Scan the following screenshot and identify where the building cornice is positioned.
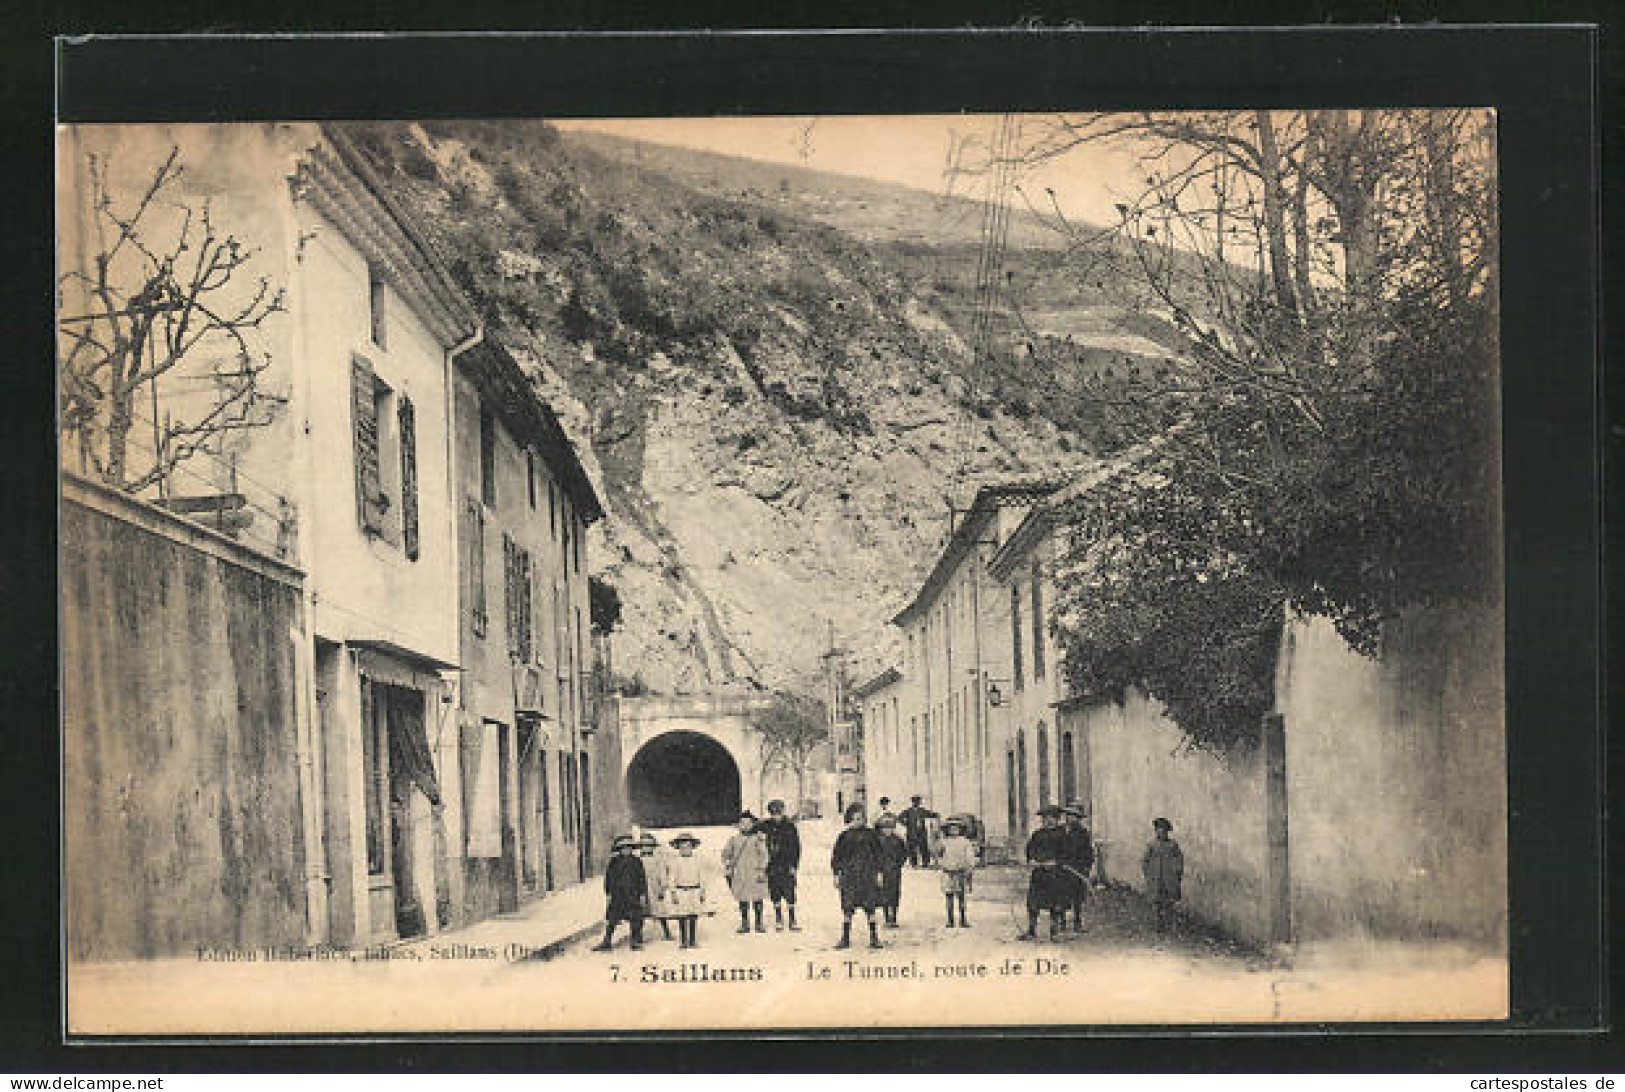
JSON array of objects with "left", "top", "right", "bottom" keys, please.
[
  {"left": 458, "top": 340, "right": 604, "bottom": 524},
  {"left": 890, "top": 480, "right": 1061, "bottom": 629},
  {"left": 851, "top": 666, "right": 903, "bottom": 701},
  {"left": 292, "top": 130, "right": 479, "bottom": 350}
]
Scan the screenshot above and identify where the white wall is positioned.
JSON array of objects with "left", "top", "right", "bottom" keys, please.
[
  {"left": 1275, "top": 608, "right": 1506, "bottom": 946},
  {"left": 1085, "top": 690, "right": 1272, "bottom": 943}
]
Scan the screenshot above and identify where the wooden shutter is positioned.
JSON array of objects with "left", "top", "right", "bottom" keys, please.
[
  {"left": 351, "top": 358, "right": 380, "bottom": 532},
  {"left": 1011, "top": 583, "right": 1024, "bottom": 690},
  {"left": 1031, "top": 562, "right": 1045, "bottom": 678},
  {"left": 469, "top": 500, "right": 487, "bottom": 636},
  {"left": 503, "top": 533, "right": 517, "bottom": 656},
  {"left": 399, "top": 395, "right": 419, "bottom": 560}
]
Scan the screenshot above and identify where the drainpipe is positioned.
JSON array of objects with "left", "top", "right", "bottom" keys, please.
[
  {"left": 283, "top": 173, "right": 330, "bottom": 945},
  {"left": 442, "top": 323, "right": 481, "bottom": 915}
]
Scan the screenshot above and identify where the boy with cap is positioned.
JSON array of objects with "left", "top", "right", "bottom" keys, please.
[
  {"left": 1142, "top": 817, "right": 1184, "bottom": 934},
  {"left": 830, "top": 803, "right": 886, "bottom": 949},
  {"left": 1019, "top": 804, "right": 1071, "bottom": 941},
  {"left": 723, "top": 811, "right": 770, "bottom": 934},
  {"left": 1059, "top": 804, "right": 1096, "bottom": 933},
  {"left": 593, "top": 835, "right": 648, "bottom": 952},
  {"left": 874, "top": 813, "right": 909, "bottom": 928},
  {"left": 938, "top": 816, "right": 978, "bottom": 928},
  {"left": 759, "top": 798, "right": 803, "bottom": 931},
  {"left": 666, "top": 832, "right": 707, "bottom": 949}
]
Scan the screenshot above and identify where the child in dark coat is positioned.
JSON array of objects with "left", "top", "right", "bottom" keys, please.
[
  {"left": 593, "top": 834, "right": 649, "bottom": 951},
  {"left": 1141, "top": 817, "right": 1185, "bottom": 934},
  {"left": 874, "top": 814, "right": 909, "bottom": 927}
]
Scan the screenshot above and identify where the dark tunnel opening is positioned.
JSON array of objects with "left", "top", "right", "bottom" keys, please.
[{"left": 626, "top": 731, "right": 742, "bottom": 828}]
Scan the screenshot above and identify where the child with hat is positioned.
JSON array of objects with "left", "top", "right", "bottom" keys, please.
[
  {"left": 666, "top": 831, "right": 707, "bottom": 949},
  {"left": 593, "top": 834, "right": 649, "bottom": 952},
  {"left": 722, "top": 811, "right": 770, "bottom": 934},
  {"left": 938, "top": 816, "right": 978, "bottom": 928},
  {"left": 1019, "top": 804, "right": 1071, "bottom": 941},
  {"left": 874, "top": 813, "right": 909, "bottom": 928},
  {"left": 637, "top": 832, "right": 674, "bottom": 942},
  {"left": 1141, "top": 817, "right": 1184, "bottom": 935}
]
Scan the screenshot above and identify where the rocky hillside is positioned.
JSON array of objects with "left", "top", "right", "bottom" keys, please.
[{"left": 340, "top": 120, "right": 1142, "bottom": 695}]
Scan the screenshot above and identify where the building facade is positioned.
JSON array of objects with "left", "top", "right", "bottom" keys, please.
[
  {"left": 986, "top": 500, "right": 1088, "bottom": 846},
  {"left": 451, "top": 338, "right": 607, "bottom": 919},
  {"left": 883, "top": 482, "right": 1058, "bottom": 853},
  {"left": 59, "top": 123, "right": 619, "bottom": 952},
  {"left": 851, "top": 667, "right": 904, "bottom": 813}
]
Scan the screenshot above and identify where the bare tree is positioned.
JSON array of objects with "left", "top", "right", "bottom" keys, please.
[
  {"left": 756, "top": 690, "right": 829, "bottom": 811},
  {"left": 59, "top": 146, "right": 287, "bottom": 495}
]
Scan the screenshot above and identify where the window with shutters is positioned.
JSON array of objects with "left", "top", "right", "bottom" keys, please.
[
  {"left": 352, "top": 358, "right": 404, "bottom": 546},
  {"left": 352, "top": 357, "right": 384, "bottom": 535},
  {"left": 1031, "top": 563, "right": 1045, "bottom": 679},
  {"left": 368, "top": 263, "right": 388, "bottom": 349},
  {"left": 398, "top": 396, "right": 419, "bottom": 560},
  {"left": 479, "top": 406, "right": 496, "bottom": 508},
  {"left": 1011, "top": 582, "right": 1025, "bottom": 691},
  {"left": 468, "top": 499, "right": 488, "bottom": 637},
  {"left": 504, "top": 535, "right": 532, "bottom": 662}
]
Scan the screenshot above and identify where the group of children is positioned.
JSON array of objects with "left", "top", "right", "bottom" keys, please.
[
  {"left": 595, "top": 801, "right": 1184, "bottom": 952},
  {"left": 594, "top": 829, "right": 706, "bottom": 952}
]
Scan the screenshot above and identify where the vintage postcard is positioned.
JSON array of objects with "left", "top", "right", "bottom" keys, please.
[{"left": 58, "top": 110, "right": 1507, "bottom": 1035}]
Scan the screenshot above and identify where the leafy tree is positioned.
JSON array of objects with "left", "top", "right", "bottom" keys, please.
[
  {"left": 58, "top": 146, "right": 287, "bottom": 494},
  {"left": 589, "top": 573, "right": 623, "bottom": 635},
  {"left": 956, "top": 110, "right": 1499, "bottom": 750},
  {"left": 755, "top": 690, "right": 829, "bottom": 809}
]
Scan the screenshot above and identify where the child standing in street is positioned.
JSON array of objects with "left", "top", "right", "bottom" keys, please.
[
  {"left": 722, "top": 811, "right": 770, "bottom": 934},
  {"left": 1141, "top": 817, "right": 1184, "bottom": 934},
  {"left": 592, "top": 835, "right": 648, "bottom": 952},
  {"left": 665, "top": 831, "right": 707, "bottom": 949},
  {"left": 874, "top": 814, "right": 909, "bottom": 928},
  {"left": 830, "top": 803, "right": 886, "bottom": 950},
  {"left": 638, "top": 832, "right": 673, "bottom": 942},
  {"left": 938, "top": 816, "right": 977, "bottom": 928}
]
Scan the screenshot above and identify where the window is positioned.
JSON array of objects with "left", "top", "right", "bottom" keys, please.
[
  {"left": 367, "top": 262, "right": 388, "bottom": 348},
  {"left": 398, "top": 396, "right": 418, "bottom": 560},
  {"left": 561, "top": 500, "right": 572, "bottom": 566},
  {"left": 504, "top": 534, "right": 533, "bottom": 661},
  {"left": 468, "top": 499, "right": 488, "bottom": 637},
  {"left": 1037, "top": 722, "right": 1051, "bottom": 806},
  {"left": 1060, "top": 731, "right": 1077, "bottom": 805},
  {"left": 1032, "top": 563, "right": 1045, "bottom": 679},
  {"left": 479, "top": 406, "right": 496, "bottom": 507},
  {"left": 526, "top": 450, "right": 537, "bottom": 509},
  {"left": 548, "top": 481, "right": 557, "bottom": 538},
  {"left": 352, "top": 358, "right": 406, "bottom": 546},
  {"left": 1011, "top": 582, "right": 1025, "bottom": 691},
  {"left": 352, "top": 358, "right": 384, "bottom": 535}
]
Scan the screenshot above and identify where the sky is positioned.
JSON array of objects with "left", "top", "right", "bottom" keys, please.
[{"left": 552, "top": 114, "right": 1150, "bottom": 230}]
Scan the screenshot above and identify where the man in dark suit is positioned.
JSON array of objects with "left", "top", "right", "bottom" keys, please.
[
  {"left": 1019, "top": 805, "right": 1070, "bottom": 941},
  {"left": 898, "top": 795, "right": 939, "bottom": 868}
]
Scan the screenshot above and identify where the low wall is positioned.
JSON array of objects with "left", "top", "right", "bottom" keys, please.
[
  {"left": 62, "top": 475, "right": 309, "bottom": 960},
  {"left": 1084, "top": 691, "right": 1271, "bottom": 944},
  {"left": 1084, "top": 604, "right": 1505, "bottom": 952},
  {"left": 1275, "top": 609, "right": 1506, "bottom": 947}
]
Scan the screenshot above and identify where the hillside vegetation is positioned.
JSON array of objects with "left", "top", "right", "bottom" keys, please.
[{"left": 340, "top": 120, "right": 1162, "bottom": 693}]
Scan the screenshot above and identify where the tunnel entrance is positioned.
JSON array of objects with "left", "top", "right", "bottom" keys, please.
[{"left": 626, "top": 731, "right": 742, "bottom": 827}]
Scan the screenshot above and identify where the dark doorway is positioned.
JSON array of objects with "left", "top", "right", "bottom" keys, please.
[{"left": 626, "top": 731, "right": 742, "bottom": 827}]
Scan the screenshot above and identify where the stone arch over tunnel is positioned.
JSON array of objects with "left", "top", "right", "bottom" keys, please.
[{"left": 626, "top": 730, "right": 743, "bottom": 827}]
